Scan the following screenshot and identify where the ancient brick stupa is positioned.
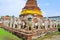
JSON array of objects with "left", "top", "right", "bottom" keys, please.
[{"left": 20, "top": 0, "right": 43, "bottom": 19}]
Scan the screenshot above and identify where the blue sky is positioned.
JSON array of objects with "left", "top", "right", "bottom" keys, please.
[{"left": 0, "top": 0, "right": 60, "bottom": 17}]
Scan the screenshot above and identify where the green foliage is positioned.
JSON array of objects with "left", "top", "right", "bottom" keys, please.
[
  {"left": 12, "top": 15, "right": 14, "bottom": 18},
  {"left": 0, "top": 18, "right": 1, "bottom": 21},
  {"left": 58, "top": 23, "right": 60, "bottom": 29},
  {"left": 0, "top": 28, "right": 22, "bottom": 40}
]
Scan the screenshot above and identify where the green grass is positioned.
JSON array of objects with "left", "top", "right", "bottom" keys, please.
[
  {"left": 0, "top": 28, "right": 22, "bottom": 40},
  {"left": 34, "top": 32, "right": 60, "bottom": 40}
]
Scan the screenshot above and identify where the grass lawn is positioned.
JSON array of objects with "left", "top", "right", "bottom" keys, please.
[
  {"left": 34, "top": 32, "right": 60, "bottom": 40},
  {"left": 0, "top": 28, "right": 22, "bottom": 40}
]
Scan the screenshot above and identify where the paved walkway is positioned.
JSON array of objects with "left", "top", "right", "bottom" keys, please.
[{"left": 43, "top": 35, "right": 60, "bottom": 40}]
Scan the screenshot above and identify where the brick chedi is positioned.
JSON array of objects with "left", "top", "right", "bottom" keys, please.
[{"left": 20, "top": 0, "right": 43, "bottom": 17}]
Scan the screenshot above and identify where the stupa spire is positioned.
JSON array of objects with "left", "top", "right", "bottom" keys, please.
[
  {"left": 20, "top": 0, "right": 43, "bottom": 17},
  {"left": 23, "top": 0, "right": 40, "bottom": 10}
]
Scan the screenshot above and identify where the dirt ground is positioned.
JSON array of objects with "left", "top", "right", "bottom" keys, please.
[{"left": 43, "top": 35, "right": 60, "bottom": 40}]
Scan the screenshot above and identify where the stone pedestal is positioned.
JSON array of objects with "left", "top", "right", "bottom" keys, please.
[{"left": 25, "top": 34, "right": 32, "bottom": 40}]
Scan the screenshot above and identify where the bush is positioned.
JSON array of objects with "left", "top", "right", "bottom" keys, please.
[{"left": 58, "top": 23, "right": 60, "bottom": 32}]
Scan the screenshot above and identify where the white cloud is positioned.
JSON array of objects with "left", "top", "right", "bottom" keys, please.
[{"left": 0, "top": 0, "right": 27, "bottom": 17}]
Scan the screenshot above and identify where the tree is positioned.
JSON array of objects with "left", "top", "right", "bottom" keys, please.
[{"left": 0, "top": 18, "right": 1, "bottom": 21}]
